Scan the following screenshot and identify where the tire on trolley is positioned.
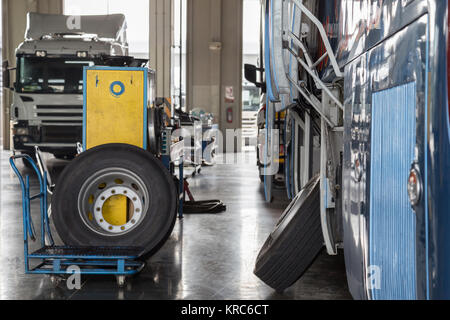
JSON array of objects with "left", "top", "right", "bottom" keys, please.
[{"left": 52, "top": 143, "right": 177, "bottom": 259}]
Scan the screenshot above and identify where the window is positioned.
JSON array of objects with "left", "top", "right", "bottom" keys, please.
[
  {"left": 0, "top": 0, "right": 3, "bottom": 146},
  {"left": 17, "top": 56, "right": 94, "bottom": 94},
  {"left": 64, "top": 0, "right": 149, "bottom": 59},
  {"left": 171, "top": 0, "right": 187, "bottom": 111},
  {"left": 242, "top": 0, "right": 262, "bottom": 147}
]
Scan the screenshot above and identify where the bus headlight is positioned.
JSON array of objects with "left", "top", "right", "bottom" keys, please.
[{"left": 408, "top": 167, "right": 422, "bottom": 207}]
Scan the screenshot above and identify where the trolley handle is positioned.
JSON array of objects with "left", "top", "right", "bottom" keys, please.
[
  {"left": 9, "top": 155, "right": 45, "bottom": 189},
  {"left": 9, "top": 155, "right": 51, "bottom": 245}
]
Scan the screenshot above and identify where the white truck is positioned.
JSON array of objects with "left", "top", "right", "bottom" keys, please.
[
  {"left": 241, "top": 84, "right": 260, "bottom": 147},
  {"left": 3, "top": 13, "right": 144, "bottom": 162}
]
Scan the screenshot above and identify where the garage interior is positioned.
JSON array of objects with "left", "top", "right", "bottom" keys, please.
[
  {"left": 3, "top": 0, "right": 445, "bottom": 302},
  {"left": 0, "top": 0, "right": 350, "bottom": 300},
  {"left": 0, "top": 0, "right": 352, "bottom": 300}
]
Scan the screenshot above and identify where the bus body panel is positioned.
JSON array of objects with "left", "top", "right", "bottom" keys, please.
[
  {"left": 259, "top": 0, "right": 450, "bottom": 299},
  {"left": 343, "top": 8, "right": 429, "bottom": 301},
  {"left": 427, "top": 0, "right": 450, "bottom": 300},
  {"left": 343, "top": 54, "right": 370, "bottom": 300},
  {"left": 336, "top": 0, "right": 428, "bottom": 69},
  {"left": 343, "top": 0, "right": 450, "bottom": 299}
]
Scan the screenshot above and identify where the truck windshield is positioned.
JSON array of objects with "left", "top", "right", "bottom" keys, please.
[
  {"left": 243, "top": 86, "right": 261, "bottom": 112},
  {"left": 17, "top": 56, "right": 94, "bottom": 94}
]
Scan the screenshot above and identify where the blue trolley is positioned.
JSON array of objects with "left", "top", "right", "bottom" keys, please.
[{"left": 9, "top": 154, "right": 146, "bottom": 287}]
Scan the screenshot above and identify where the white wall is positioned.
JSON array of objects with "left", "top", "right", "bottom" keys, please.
[{"left": 187, "top": 0, "right": 243, "bottom": 141}]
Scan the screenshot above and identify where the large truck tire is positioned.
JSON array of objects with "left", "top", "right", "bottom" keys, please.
[
  {"left": 52, "top": 144, "right": 177, "bottom": 258},
  {"left": 254, "top": 174, "right": 323, "bottom": 292}
]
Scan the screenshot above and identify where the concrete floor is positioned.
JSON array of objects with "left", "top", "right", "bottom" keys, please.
[{"left": 0, "top": 149, "right": 351, "bottom": 300}]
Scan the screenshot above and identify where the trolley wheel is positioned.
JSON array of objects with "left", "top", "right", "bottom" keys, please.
[
  {"left": 52, "top": 144, "right": 178, "bottom": 259},
  {"left": 116, "top": 275, "right": 126, "bottom": 288},
  {"left": 49, "top": 275, "right": 64, "bottom": 288}
]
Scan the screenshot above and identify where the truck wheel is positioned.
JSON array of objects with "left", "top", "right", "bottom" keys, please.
[
  {"left": 254, "top": 174, "right": 323, "bottom": 292},
  {"left": 52, "top": 144, "right": 177, "bottom": 258}
]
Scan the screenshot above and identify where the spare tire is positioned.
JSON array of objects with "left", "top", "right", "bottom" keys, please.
[
  {"left": 52, "top": 144, "right": 177, "bottom": 258},
  {"left": 254, "top": 174, "right": 323, "bottom": 292}
]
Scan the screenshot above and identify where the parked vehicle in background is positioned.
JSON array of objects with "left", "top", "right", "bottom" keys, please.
[
  {"left": 3, "top": 13, "right": 145, "bottom": 163},
  {"left": 248, "top": 0, "right": 450, "bottom": 300},
  {"left": 256, "top": 94, "right": 286, "bottom": 190},
  {"left": 242, "top": 84, "right": 260, "bottom": 146}
]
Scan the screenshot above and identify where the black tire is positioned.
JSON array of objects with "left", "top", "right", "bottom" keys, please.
[
  {"left": 254, "top": 174, "right": 323, "bottom": 292},
  {"left": 52, "top": 144, "right": 177, "bottom": 258},
  {"left": 148, "top": 107, "right": 162, "bottom": 155}
]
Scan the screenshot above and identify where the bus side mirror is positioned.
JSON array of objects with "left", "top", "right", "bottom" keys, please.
[
  {"left": 244, "top": 64, "right": 266, "bottom": 92},
  {"left": 2, "top": 60, "right": 10, "bottom": 89}
]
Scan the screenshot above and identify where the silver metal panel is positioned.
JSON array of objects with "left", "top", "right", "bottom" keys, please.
[{"left": 370, "top": 82, "right": 417, "bottom": 300}]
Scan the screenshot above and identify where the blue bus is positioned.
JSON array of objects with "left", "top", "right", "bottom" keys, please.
[{"left": 247, "top": 0, "right": 450, "bottom": 300}]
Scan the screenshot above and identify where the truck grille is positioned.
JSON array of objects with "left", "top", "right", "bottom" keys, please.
[{"left": 35, "top": 105, "right": 83, "bottom": 125}]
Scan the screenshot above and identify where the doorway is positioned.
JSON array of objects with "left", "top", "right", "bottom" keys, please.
[{"left": 242, "top": 0, "right": 262, "bottom": 150}]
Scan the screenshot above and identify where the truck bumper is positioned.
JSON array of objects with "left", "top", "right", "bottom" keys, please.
[{"left": 13, "top": 122, "right": 81, "bottom": 156}]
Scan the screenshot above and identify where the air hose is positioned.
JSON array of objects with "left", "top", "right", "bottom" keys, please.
[
  {"left": 181, "top": 180, "right": 227, "bottom": 214},
  {"left": 183, "top": 200, "right": 227, "bottom": 214}
]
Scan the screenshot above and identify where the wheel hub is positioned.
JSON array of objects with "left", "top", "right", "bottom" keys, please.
[
  {"left": 77, "top": 168, "right": 150, "bottom": 237},
  {"left": 93, "top": 186, "right": 143, "bottom": 234}
]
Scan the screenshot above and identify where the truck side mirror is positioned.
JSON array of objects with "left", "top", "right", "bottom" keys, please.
[
  {"left": 245, "top": 64, "right": 258, "bottom": 84},
  {"left": 2, "top": 60, "right": 10, "bottom": 89},
  {"left": 244, "top": 64, "right": 266, "bottom": 92}
]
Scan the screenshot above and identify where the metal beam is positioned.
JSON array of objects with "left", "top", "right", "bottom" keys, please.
[{"left": 149, "top": 0, "right": 172, "bottom": 98}]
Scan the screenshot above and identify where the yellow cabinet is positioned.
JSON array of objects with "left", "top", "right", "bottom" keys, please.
[
  {"left": 83, "top": 67, "right": 148, "bottom": 150},
  {"left": 83, "top": 67, "right": 148, "bottom": 225}
]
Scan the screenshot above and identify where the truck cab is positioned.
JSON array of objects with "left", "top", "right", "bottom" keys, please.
[{"left": 6, "top": 13, "right": 137, "bottom": 160}]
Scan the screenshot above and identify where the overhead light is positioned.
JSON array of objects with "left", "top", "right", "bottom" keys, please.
[
  {"left": 35, "top": 50, "right": 47, "bottom": 57},
  {"left": 77, "top": 51, "right": 88, "bottom": 58}
]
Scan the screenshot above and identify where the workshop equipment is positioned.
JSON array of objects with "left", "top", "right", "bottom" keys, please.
[
  {"left": 10, "top": 155, "right": 146, "bottom": 287},
  {"left": 84, "top": 66, "right": 151, "bottom": 150},
  {"left": 50, "top": 66, "right": 179, "bottom": 257},
  {"left": 176, "top": 109, "right": 203, "bottom": 176},
  {"left": 50, "top": 65, "right": 188, "bottom": 260},
  {"left": 182, "top": 180, "right": 226, "bottom": 214},
  {"left": 46, "top": 63, "right": 224, "bottom": 268},
  {"left": 190, "top": 109, "right": 218, "bottom": 166}
]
